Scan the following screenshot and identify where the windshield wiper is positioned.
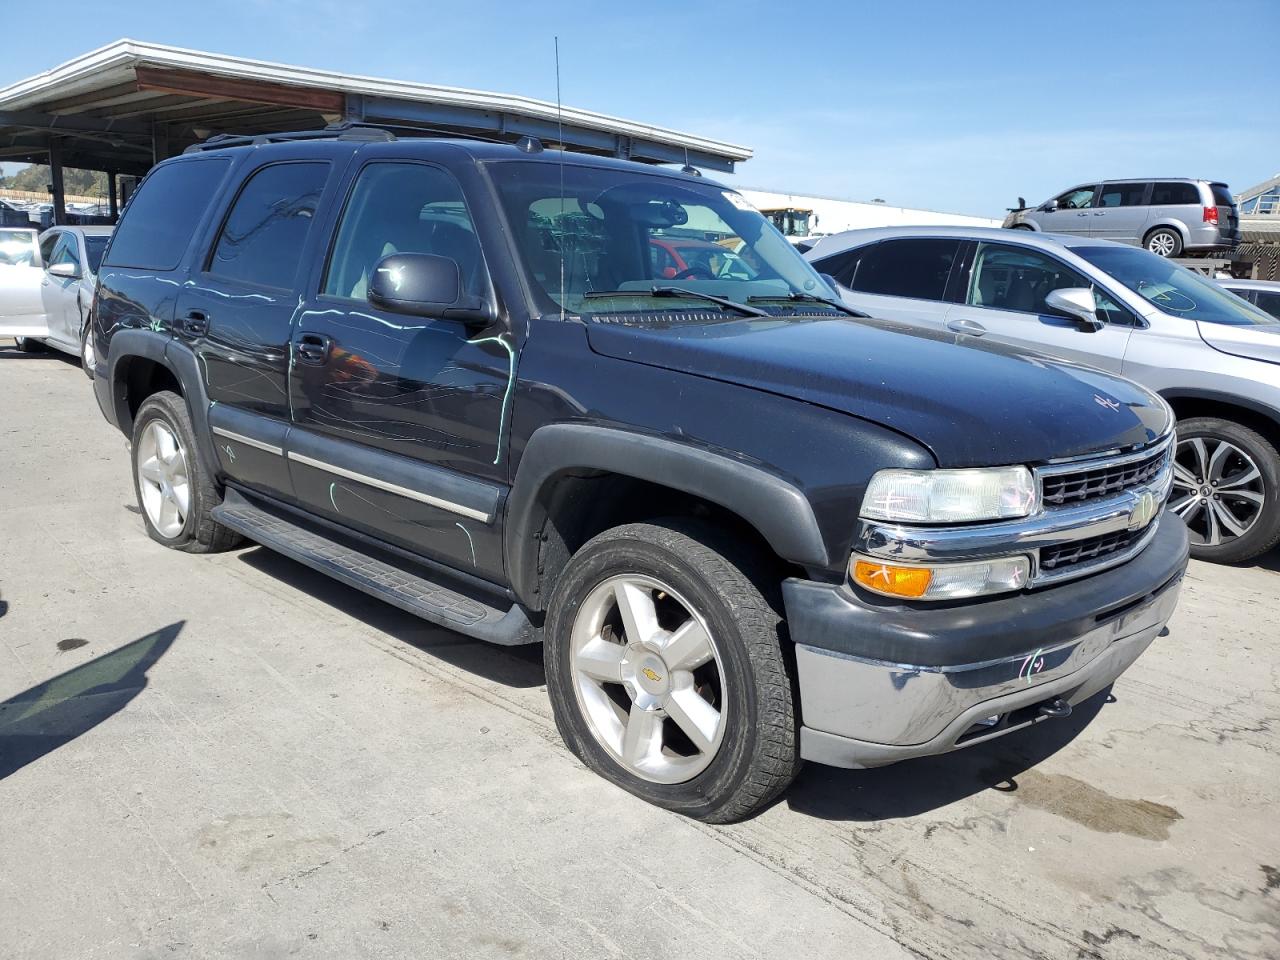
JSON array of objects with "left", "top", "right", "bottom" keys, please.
[
  {"left": 746, "top": 291, "right": 868, "bottom": 318},
  {"left": 583, "top": 286, "right": 770, "bottom": 318}
]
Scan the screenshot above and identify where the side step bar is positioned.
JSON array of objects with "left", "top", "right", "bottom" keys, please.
[{"left": 212, "top": 489, "right": 537, "bottom": 645}]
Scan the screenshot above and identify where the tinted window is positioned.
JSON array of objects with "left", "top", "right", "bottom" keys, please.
[
  {"left": 84, "top": 235, "right": 109, "bottom": 273},
  {"left": 1150, "top": 182, "right": 1200, "bottom": 206},
  {"left": 967, "top": 242, "right": 1130, "bottom": 324},
  {"left": 208, "top": 162, "right": 329, "bottom": 290},
  {"left": 1210, "top": 183, "right": 1235, "bottom": 207},
  {"left": 1098, "top": 183, "right": 1146, "bottom": 207},
  {"left": 849, "top": 238, "right": 960, "bottom": 300},
  {"left": 324, "top": 162, "right": 486, "bottom": 301},
  {"left": 1254, "top": 291, "right": 1280, "bottom": 320},
  {"left": 103, "top": 158, "right": 230, "bottom": 270},
  {"left": 812, "top": 245, "right": 870, "bottom": 287}
]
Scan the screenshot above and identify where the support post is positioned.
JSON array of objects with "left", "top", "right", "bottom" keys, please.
[
  {"left": 48, "top": 137, "right": 67, "bottom": 226},
  {"left": 108, "top": 171, "right": 119, "bottom": 221},
  {"left": 151, "top": 123, "right": 169, "bottom": 165}
]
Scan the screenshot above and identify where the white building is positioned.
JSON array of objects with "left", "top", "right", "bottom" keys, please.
[{"left": 738, "top": 187, "right": 999, "bottom": 240}]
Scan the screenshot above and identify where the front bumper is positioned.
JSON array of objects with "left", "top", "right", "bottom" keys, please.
[{"left": 785, "top": 512, "right": 1189, "bottom": 769}]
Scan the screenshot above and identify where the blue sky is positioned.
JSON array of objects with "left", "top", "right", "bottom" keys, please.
[{"left": 3, "top": 0, "right": 1276, "bottom": 216}]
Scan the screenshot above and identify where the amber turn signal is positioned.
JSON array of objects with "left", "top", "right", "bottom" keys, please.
[{"left": 852, "top": 560, "right": 933, "bottom": 599}]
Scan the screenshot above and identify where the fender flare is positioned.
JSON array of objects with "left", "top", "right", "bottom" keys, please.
[
  {"left": 504, "top": 423, "right": 829, "bottom": 606},
  {"left": 1159, "top": 387, "right": 1280, "bottom": 428},
  {"left": 105, "top": 330, "right": 220, "bottom": 480}
]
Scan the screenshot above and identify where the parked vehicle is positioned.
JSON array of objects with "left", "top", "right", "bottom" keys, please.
[
  {"left": 1003, "top": 179, "right": 1241, "bottom": 257},
  {"left": 1219, "top": 278, "right": 1280, "bottom": 320},
  {"left": 0, "top": 225, "right": 112, "bottom": 374},
  {"left": 649, "top": 236, "right": 758, "bottom": 280},
  {"left": 90, "top": 130, "right": 1187, "bottom": 821},
  {"left": 807, "top": 226, "right": 1280, "bottom": 562}
]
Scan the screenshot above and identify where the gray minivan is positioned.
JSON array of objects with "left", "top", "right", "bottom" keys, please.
[{"left": 1003, "top": 179, "right": 1240, "bottom": 258}]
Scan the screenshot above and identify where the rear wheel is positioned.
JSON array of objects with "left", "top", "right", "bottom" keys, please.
[
  {"left": 1145, "top": 227, "right": 1183, "bottom": 258},
  {"left": 544, "top": 520, "right": 799, "bottom": 822},
  {"left": 1169, "top": 417, "right": 1280, "bottom": 563},
  {"left": 131, "top": 391, "right": 242, "bottom": 554}
]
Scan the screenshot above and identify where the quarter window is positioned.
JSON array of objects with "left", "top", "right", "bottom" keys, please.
[
  {"left": 1150, "top": 182, "right": 1200, "bottom": 206},
  {"left": 39, "top": 232, "right": 59, "bottom": 265},
  {"left": 967, "top": 242, "right": 1129, "bottom": 324},
  {"left": 103, "top": 158, "right": 231, "bottom": 271},
  {"left": 49, "top": 233, "right": 80, "bottom": 270},
  {"left": 208, "top": 161, "right": 330, "bottom": 290},
  {"left": 323, "top": 162, "right": 485, "bottom": 301},
  {"left": 848, "top": 238, "right": 961, "bottom": 301},
  {"left": 1253, "top": 291, "right": 1280, "bottom": 320},
  {"left": 1098, "top": 183, "right": 1146, "bottom": 207}
]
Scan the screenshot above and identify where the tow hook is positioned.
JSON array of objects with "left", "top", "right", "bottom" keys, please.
[{"left": 1038, "top": 698, "right": 1073, "bottom": 719}]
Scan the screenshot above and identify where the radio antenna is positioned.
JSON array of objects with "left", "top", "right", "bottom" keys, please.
[{"left": 555, "top": 35, "right": 566, "bottom": 321}]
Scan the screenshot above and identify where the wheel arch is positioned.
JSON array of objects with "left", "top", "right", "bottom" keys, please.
[
  {"left": 1143, "top": 220, "right": 1190, "bottom": 246},
  {"left": 505, "top": 424, "right": 829, "bottom": 610},
  {"left": 1161, "top": 388, "right": 1280, "bottom": 450}
]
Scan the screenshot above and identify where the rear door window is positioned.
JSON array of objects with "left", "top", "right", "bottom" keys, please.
[
  {"left": 811, "top": 244, "right": 872, "bottom": 288},
  {"left": 1098, "top": 183, "right": 1147, "bottom": 207},
  {"left": 1150, "top": 182, "right": 1200, "bottom": 206},
  {"left": 207, "top": 161, "right": 330, "bottom": 290},
  {"left": 103, "top": 158, "right": 231, "bottom": 271},
  {"left": 849, "top": 238, "right": 961, "bottom": 300}
]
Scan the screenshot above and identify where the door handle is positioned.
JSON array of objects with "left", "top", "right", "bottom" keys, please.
[
  {"left": 947, "top": 318, "right": 986, "bottom": 336},
  {"left": 182, "top": 310, "right": 209, "bottom": 336},
  {"left": 295, "top": 333, "right": 331, "bottom": 364},
  {"left": 1076, "top": 212, "right": 1089, "bottom": 217}
]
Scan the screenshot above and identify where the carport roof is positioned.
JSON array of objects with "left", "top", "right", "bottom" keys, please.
[{"left": 0, "top": 39, "right": 752, "bottom": 176}]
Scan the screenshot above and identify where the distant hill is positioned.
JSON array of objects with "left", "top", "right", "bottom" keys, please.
[{"left": 0, "top": 164, "right": 110, "bottom": 200}]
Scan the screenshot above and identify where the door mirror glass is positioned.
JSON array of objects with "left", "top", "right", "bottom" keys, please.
[
  {"left": 1045, "top": 287, "right": 1102, "bottom": 332},
  {"left": 367, "top": 252, "right": 494, "bottom": 325},
  {"left": 1041, "top": 199, "right": 1059, "bottom": 212},
  {"left": 47, "top": 261, "right": 79, "bottom": 279}
]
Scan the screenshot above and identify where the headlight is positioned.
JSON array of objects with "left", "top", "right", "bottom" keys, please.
[
  {"left": 852, "top": 555, "right": 1031, "bottom": 601},
  {"left": 861, "top": 466, "right": 1037, "bottom": 523}
]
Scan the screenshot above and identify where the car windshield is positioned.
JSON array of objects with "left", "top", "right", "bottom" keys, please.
[
  {"left": 487, "top": 160, "right": 830, "bottom": 316},
  {"left": 84, "top": 235, "right": 110, "bottom": 274},
  {"left": 1072, "top": 245, "right": 1278, "bottom": 326}
]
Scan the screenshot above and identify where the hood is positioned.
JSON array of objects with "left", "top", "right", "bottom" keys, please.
[
  {"left": 586, "top": 315, "right": 1171, "bottom": 467},
  {"left": 1196, "top": 320, "right": 1280, "bottom": 366}
]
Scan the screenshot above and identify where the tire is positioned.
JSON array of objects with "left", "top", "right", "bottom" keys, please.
[
  {"left": 544, "top": 519, "right": 799, "bottom": 823},
  {"left": 1170, "top": 417, "right": 1280, "bottom": 563},
  {"left": 79, "top": 308, "right": 95, "bottom": 380},
  {"left": 130, "top": 391, "right": 242, "bottom": 554},
  {"left": 1012, "top": 224, "right": 1035, "bottom": 231},
  {"left": 1145, "top": 227, "right": 1183, "bottom": 258},
  {"left": 14, "top": 336, "right": 42, "bottom": 353}
]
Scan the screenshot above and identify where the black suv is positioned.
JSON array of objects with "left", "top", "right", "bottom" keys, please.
[{"left": 90, "top": 129, "right": 1189, "bottom": 822}]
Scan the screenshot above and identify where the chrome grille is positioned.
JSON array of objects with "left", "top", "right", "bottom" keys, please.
[
  {"left": 1039, "top": 528, "right": 1141, "bottom": 572},
  {"left": 1038, "top": 442, "right": 1170, "bottom": 508}
]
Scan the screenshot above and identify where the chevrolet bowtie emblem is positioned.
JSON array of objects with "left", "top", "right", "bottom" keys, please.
[
  {"left": 1094, "top": 394, "right": 1122, "bottom": 412},
  {"left": 641, "top": 667, "right": 663, "bottom": 683},
  {"left": 1128, "top": 490, "right": 1158, "bottom": 530}
]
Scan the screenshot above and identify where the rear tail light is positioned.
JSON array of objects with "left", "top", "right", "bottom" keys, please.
[{"left": 1203, "top": 206, "right": 1219, "bottom": 224}]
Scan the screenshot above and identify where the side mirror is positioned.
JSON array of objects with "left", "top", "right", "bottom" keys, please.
[
  {"left": 1045, "top": 287, "right": 1103, "bottom": 332},
  {"left": 48, "top": 261, "right": 80, "bottom": 279},
  {"left": 1041, "top": 199, "right": 1059, "bottom": 213},
  {"left": 367, "top": 253, "right": 494, "bottom": 327},
  {"left": 820, "top": 272, "right": 842, "bottom": 294}
]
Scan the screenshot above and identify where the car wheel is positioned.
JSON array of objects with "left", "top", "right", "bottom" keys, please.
[
  {"left": 80, "top": 311, "right": 95, "bottom": 379},
  {"left": 131, "top": 390, "right": 242, "bottom": 554},
  {"left": 1169, "top": 417, "right": 1280, "bottom": 563},
  {"left": 14, "top": 336, "right": 42, "bottom": 353},
  {"left": 1012, "top": 224, "right": 1035, "bottom": 231},
  {"left": 544, "top": 519, "right": 799, "bottom": 823},
  {"left": 1145, "top": 227, "right": 1183, "bottom": 258}
]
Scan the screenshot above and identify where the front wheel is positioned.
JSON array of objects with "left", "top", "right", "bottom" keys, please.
[
  {"left": 80, "top": 309, "right": 95, "bottom": 379},
  {"left": 1169, "top": 417, "right": 1280, "bottom": 563},
  {"left": 544, "top": 520, "right": 799, "bottom": 822}
]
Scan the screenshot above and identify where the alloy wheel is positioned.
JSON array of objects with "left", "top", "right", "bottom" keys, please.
[
  {"left": 135, "top": 419, "right": 191, "bottom": 538},
  {"left": 569, "top": 574, "right": 727, "bottom": 784},
  {"left": 1169, "top": 436, "right": 1265, "bottom": 547},
  {"left": 1147, "top": 232, "right": 1178, "bottom": 257}
]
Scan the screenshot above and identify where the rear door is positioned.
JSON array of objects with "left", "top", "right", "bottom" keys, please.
[
  {"left": 1092, "top": 182, "right": 1150, "bottom": 244},
  {"left": 945, "top": 240, "right": 1133, "bottom": 370},
  {"left": 824, "top": 237, "right": 963, "bottom": 330},
  {"left": 0, "top": 227, "right": 48, "bottom": 337}
]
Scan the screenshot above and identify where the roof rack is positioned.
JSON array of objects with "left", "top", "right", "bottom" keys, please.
[{"left": 184, "top": 121, "right": 396, "bottom": 153}]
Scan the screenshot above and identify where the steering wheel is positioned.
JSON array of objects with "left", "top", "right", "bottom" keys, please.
[{"left": 672, "top": 267, "right": 713, "bottom": 281}]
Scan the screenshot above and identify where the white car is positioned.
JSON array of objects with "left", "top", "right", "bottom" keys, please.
[
  {"left": 1218, "top": 278, "right": 1280, "bottom": 320},
  {"left": 0, "top": 225, "right": 113, "bottom": 375}
]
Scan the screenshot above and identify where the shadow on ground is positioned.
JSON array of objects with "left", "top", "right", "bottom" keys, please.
[
  {"left": 0, "top": 622, "right": 183, "bottom": 780},
  {"left": 237, "top": 548, "right": 545, "bottom": 689}
]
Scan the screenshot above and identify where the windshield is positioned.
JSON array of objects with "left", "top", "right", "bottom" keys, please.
[
  {"left": 84, "top": 235, "right": 110, "bottom": 274},
  {"left": 1072, "top": 245, "right": 1277, "bottom": 326},
  {"left": 487, "top": 160, "right": 829, "bottom": 316}
]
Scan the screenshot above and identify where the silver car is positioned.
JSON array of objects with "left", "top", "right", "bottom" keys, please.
[
  {"left": 0, "top": 225, "right": 113, "bottom": 375},
  {"left": 806, "top": 226, "right": 1280, "bottom": 563},
  {"left": 1003, "top": 179, "right": 1241, "bottom": 258},
  {"left": 1219, "top": 278, "right": 1280, "bottom": 320}
]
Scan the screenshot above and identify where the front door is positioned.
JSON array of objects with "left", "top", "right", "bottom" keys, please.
[
  {"left": 0, "top": 228, "right": 48, "bottom": 338},
  {"left": 946, "top": 240, "right": 1132, "bottom": 371},
  {"left": 1035, "top": 184, "right": 1098, "bottom": 237},
  {"left": 40, "top": 232, "right": 84, "bottom": 348},
  {"left": 288, "top": 159, "right": 513, "bottom": 578}
]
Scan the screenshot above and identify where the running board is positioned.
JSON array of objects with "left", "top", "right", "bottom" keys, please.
[{"left": 212, "top": 489, "right": 537, "bottom": 645}]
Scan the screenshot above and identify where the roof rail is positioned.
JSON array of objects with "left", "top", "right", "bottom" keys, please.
[{"left": 184, "top": 122, "right": 396, "bottom": 153}]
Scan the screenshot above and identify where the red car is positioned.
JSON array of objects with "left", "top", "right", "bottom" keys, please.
[{"left": 649, "top": 236, "right": 759, "bottom": 281}]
